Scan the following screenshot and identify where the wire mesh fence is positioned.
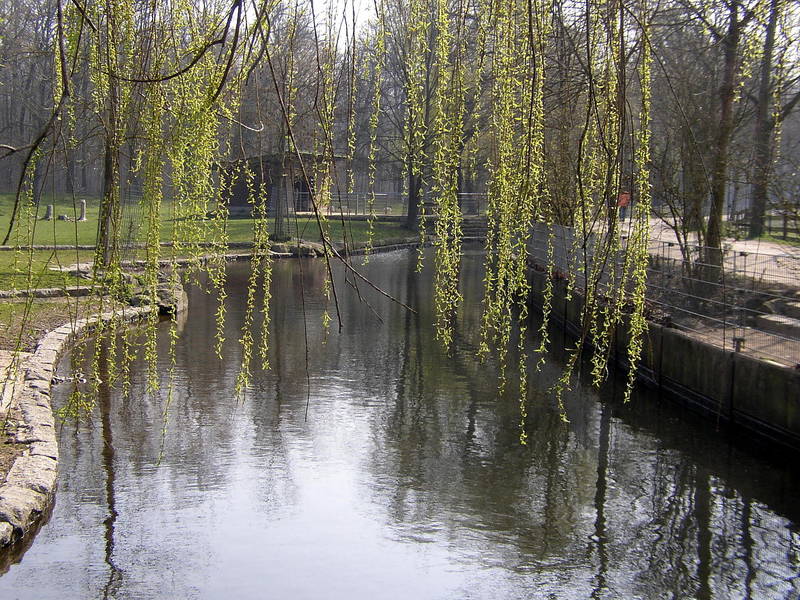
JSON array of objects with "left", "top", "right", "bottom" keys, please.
[
  {"left": 120, "top": 182, "right": 145, "bottom": 255},
  {"left": 527, "top": 224, "right": 800, "bottom": 368}
]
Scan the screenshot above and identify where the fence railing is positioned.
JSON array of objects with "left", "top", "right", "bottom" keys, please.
[
  {"left": 302, "top": 191, "right": 490, "bottom": 217},
  {"left": 322, "top": 192, "right": 406, "bottom": 216},
  {"left": 527, "top": 224, "right": 800, "bottom": 367},
  {"left": 728, "top": 213, "right": 800, "bottom": 240},
  {"left": 647, "top": 240, "right": 800, "bottom": 291}
]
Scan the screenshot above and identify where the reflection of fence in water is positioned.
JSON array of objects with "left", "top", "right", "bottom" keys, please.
[{"left": 527, "top": 224, "right": 800, "bottom": 367}]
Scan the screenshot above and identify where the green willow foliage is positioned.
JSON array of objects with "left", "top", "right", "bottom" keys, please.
[
  {"left": 10, "top": 0, "right": 661, "bottom": 426},
  {"left": 41, "top": 0, "right": 274, "bottom": 414},
  {"left": 430, "top": 0, "right": 465, "bottom": 348},
  {"left": 402, "top": 0, "right": 656, "bottom": 428}
]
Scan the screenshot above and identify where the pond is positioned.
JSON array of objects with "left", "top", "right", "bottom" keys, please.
[{"left": 1, "top": 248, "right": 798, "bottom": 599}]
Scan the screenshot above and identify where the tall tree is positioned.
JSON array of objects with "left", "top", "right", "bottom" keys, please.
[
  {"left": 705, "top": 1, "right": 757, "bottom": 266},
  {"left": 747, "top": 0, "right": 800, "bottom": 238}
]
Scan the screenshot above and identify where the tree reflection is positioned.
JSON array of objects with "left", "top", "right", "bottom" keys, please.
[
  {"left": 97, "top": 342, "right": 123, "bottom": 599},
  {"left": 8, "top": 249, "right": 797, "bottom": 599},
  {"left": 356, "top": 250, "right": 800, "bottom": 598}
]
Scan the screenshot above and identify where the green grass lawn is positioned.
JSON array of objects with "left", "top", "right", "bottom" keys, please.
[
  {"left": 0, "top": 194, "right": 417, "bottom": 290},
  {"left": 759, "top": 233, "right": 800, "bottom": 247},
  {"left": 0, "top": 249, "right": 96, "bottom": 291},
  {"left": 0, "top": 193, "right": 103, "bottom": 246},
  {"left": 0, "top": 194, "right": 414, "bottom": 247}
]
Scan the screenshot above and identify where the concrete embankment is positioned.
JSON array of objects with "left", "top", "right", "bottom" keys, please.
[{"left": 528, "top": 267, "right": 800, "bottom": 453}]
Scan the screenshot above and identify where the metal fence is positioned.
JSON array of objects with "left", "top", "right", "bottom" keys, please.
[
  {"left": 321, "top": 192, "right": 406, "bottom": 216},
  {"left": 312, "top": 191, "right": 490, "bottom": 218},
  {"left": 527, "top": 224, "right": 800, "bottom": 368},
  {"left": 645, "top": 241, "right": 800, "bottom": 367}
]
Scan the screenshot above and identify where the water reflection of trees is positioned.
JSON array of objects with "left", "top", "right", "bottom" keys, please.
[
  {"left": 368, "top": 251, "right": 597, "bottom": 573},
  {"left": 37, "top": 250, "right": 800, "bottom": 599},
  {"left": 601, "top": 392, "right": 800, "bottom": 599},
  {"left": 358, "top": 250, "right": 800, "bottom": 599}
]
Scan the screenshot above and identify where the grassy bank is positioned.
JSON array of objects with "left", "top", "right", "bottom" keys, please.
[
  {"left": 0, "top": 249, "right": 96, "bottom": 291},
  {"left": 0, "top": 194, "right": 413, "bottom": 246},
  {"left": 0, "top": 194, "right": 416, "bottom": 290}
]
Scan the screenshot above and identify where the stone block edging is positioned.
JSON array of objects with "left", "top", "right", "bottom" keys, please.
[{"left": 0, "top": 305, "right": 150, "bottom": 548}]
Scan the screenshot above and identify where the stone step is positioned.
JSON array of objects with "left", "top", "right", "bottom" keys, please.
[
  {"left": 783, "top": 301, "right": 800, "bottom": 319},
  {"left": 755, "top": 314, "right": 800, "bottom": 339}
]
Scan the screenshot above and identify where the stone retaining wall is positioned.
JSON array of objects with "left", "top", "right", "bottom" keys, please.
[
  {"left": 0, "top": 286, "right": 93, "bottom": 299},
  {"left": 0, "top": 305, "right": 158, "bottom": 549}
]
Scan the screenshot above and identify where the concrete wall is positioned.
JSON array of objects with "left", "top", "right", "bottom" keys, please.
[{"left": 527, "top": 267, "right": 800, "bottom": 453}]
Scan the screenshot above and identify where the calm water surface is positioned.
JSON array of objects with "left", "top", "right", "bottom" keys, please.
[{"left": 0, "top": 249, "right": 798, "bottom": 599}]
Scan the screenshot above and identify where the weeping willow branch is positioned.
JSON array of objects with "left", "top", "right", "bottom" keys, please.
[{"left": 3, "top": 0, "right": 668, "bottom": 425}]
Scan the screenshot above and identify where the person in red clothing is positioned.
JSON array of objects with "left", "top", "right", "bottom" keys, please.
[{"left": 617, "top": 191, "right": 630, "bottom": 220}]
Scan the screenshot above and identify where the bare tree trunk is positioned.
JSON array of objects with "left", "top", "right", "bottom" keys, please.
[
  {"left": 32, "top": 158, "right": 44, "bottom": 207},
  {"left": 706, "top": 5, "right": 741, "bottom": 269},
  {"left": 64, "top": 142, "right": 76, "bottom": 195},
  {"left": 681, "top": 127, "right": 707, "bottom": 244},
  {"left": 405, "top": 160, "right": 420, "bottom": 231},
  {"left": 96, "top": 10, "right": 121, "bottom": 270},
  {"left": 748, "top": 0, "right": 779, "bottom": 239},
  {"left": 273, "top": 168, "right": 289, "bottom": 241},
  {"left": 97, "top": 132, "right": 120, "bottom": 267}
]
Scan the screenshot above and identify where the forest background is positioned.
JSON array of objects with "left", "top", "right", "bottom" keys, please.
[{"left": 0, "top": 0, "right": 798, "bottom": 406}]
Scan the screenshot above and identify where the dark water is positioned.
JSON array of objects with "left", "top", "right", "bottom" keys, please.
[{"left": 1, "top": 249, "right": 798, "bottom": 599}]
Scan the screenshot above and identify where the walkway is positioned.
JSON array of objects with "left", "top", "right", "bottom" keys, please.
[
  {"left": 644, "top": 218, "right": 800, "bottom": 368},
  {"left": 644, "top": 218, "right": 800, "bottom": 288}
]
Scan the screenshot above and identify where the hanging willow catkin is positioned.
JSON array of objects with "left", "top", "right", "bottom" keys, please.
[
  {"left": 429, "top": 0, "right": 465, "bottom": 349},
  {"left": 17, "top": 0, "right": 669, "bottom": 427},
  {"left": 363, "top": 0, "right": 387, "bottom": 261}
]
